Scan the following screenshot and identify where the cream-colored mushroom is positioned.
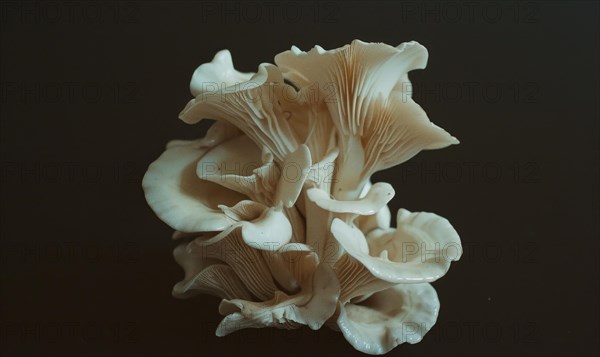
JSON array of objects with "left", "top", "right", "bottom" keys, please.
[{"left": 143, "top": 40, "right": 462, "bottom": 355}]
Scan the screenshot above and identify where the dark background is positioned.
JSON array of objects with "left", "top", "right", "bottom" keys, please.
[{"left": 1, "top": 1, "right": 598, "bottom": 356}]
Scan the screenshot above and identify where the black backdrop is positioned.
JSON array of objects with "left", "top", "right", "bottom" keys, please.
[{"left": 1, "top": 1, "right": 598, "bottom": 356}]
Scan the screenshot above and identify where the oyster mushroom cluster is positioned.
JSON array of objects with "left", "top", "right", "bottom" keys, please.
[{"left": 142, "top": 40, "right": 462, "bottom": 355}]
